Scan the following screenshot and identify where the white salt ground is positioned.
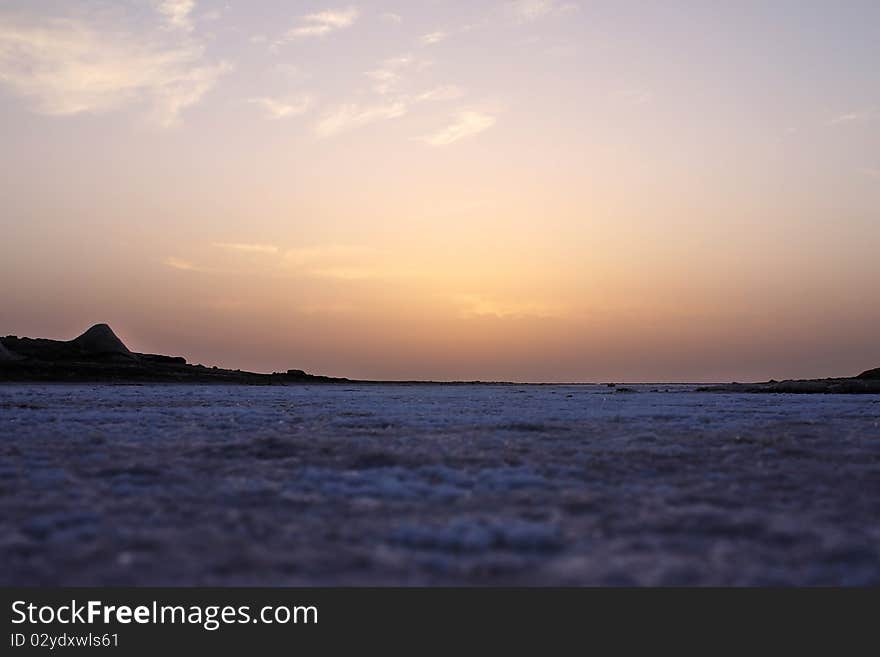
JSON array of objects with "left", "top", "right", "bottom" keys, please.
[{"left": 1, "top": 384, "right": 879, "bottom": 585}]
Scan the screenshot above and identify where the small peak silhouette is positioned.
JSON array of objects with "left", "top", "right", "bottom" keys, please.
[{"left": 71, "top": 324, "right": 132, "bottom": 356}]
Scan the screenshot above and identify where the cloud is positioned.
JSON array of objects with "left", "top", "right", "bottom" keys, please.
[
  {"left": 314, "top": 101, "right": 407, "bottom": 137},
  {"left": 364, "top": 55, "right": 425, "bottom": 95},
  {"left": 284, "top": 244, "right": 373, "bottom": 265},
  {"left": 0, "top": 15, "right": 228, "bottom": 127},
  {"left": 420, "top": 31, "right": 448, "bottom": 46},
  {"left": 164, "top": 256, "right": 202, "bottom": 271},
  {"left": 283, "top": 7, "right": 359, "bottom": 40},
  {"left": 170, "top": 243, "right": 386, "bottom": 279},
  {"left": 419, "top": 111, "right": 496, "bottom": 146},
  {"left": 284, "top": 245, "right": 383, "bottom": 279},
  {"left": 213, "top": 243, "right": 280, "bottom": 254},
  {"left": 455, "top": 294, "right": 565, "bottom": 319},
  {"left": 417, "top": 85, "right": 465, "bottom": 102},
  {"left": 830, "top": 109, "right": 880, "bottom": 125},
  {"left": 364, "top": 68, "right": 401, "bottom": 95},
  {"left": 508, "top": 0, "right": 579, "bottom": 23},
  {"left": 382, "top": 13, "right": 403, "bottom": 25},
  {"left": 306, "top": 267, "right": 379, "bottom": 280},
  {"left": 156, "top": 0, "right": 196, "bottom": 32},
  {"left": 247, "top": 95, "right": 313, "bottom": 119},
  {"left": 299, "top": 302, "right": 357, "bottom": 315}
]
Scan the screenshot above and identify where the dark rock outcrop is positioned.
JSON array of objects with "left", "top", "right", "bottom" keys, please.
[
  {"left": 138, "top": 353, "right": 187, "bottom": 365},
  {"left": 701, "top": 377, "right": 880, "bottom": 394},
  {"left": 0, "top": 324, "right": 346, "bottom": 384},
  {"left": 71, "top": 324, "right": 133, "bottom": 357},
  {"left": 1, "top": 324, "right": 133, "bottom": 362},
  {"left": 0, "top": 341, "right": 21, "bottom": 361},
  {"left": 857, "top": 367, "right": 880, "bottom": 380}
]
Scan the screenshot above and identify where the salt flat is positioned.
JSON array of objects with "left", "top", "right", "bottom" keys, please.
[{"left": 1, "top": 384, "right": 879, "bottom": 585}]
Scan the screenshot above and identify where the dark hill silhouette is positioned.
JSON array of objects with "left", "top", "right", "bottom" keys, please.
[
  {"left": 857, "top": 367, "right": 880, "bottom": 380},
  {"left": 1, "top": 323, "right": 878, "bottom": 390},
  {"left": 71, "top": 323, "right": 132, "bottom": 357},
  {"left": 0, "top": 341, "right": 21, "bottom": 361},
  {"left": 0, "top": 324, "right": 346, "bottom": 384},
  {"left": 701, "top": 369, "right": 880, "bottom": 394}
]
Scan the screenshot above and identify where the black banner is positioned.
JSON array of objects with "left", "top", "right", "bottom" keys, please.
[{"left": 1, "top": 588, "right": 874, "bottom": 653}]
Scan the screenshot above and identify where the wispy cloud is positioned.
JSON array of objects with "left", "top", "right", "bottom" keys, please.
[
  {"left": 364, "top": 67, "right": 400, "bottom": 94},
  {"left": 417, "top": 85, "right": 465, "bottom": 102},
  {"left": 420, "top": 31, "right": 448, "bottom": 46},
  {"left": 314, "top": 101, "right": 407, "bottom": 137},
  {"left": 247, "top": 95, "right": 313, "bottom": 119},
  {"left": 364, "top": 55, "right": 426, "bottom": 95},
  {"left": 416, "top": 19, "right": 488, "bottom": 48},
  {"left": 419, "top": 111, "right": 496, "bottom": 146},
  {"left": 830, "top": 109, "right": 880, "bottom": 125},
  {"left": 306, "top": 266, "right": 380, "bottom": 280},
  {"left": 508, "top": 0, "right": 579, "bottom": 23},
  {"left": 0, "top": 14, "right": 228, "bottom": 127},
  {"left": 156, "top": 0, "right": 196, "bottom": 32},
  {"left": 284, "top": 245, "right": 382, "bottom": 279},
  {"left": 213, "top": 242, "right": 279, "bottom": 254},
  {"left": 381, "top": 13, "right": 403, "bottom": 25},
  {"left": 283, "top": 7, "right": 359, "bottom": 40},
  {"left": 455, "top": 294, "right": 565, "bottom": 319},
  {"left": 285, "top": 245, "right": 374, "bottom": 266},
  {"left": 164, "top": 256, "right": 203, "bottom": 271}
]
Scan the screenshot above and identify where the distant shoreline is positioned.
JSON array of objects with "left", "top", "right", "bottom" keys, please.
[
  {"left": 3, "top": 371, "right": 880, "bottom": 393},
  {"left": 2, "top": 324, "right": 878, "bottom": 392}
]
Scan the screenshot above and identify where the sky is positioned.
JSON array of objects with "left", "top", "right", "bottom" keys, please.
[{"left": 1, "top": 0, "right": 878, "bottom": 382}]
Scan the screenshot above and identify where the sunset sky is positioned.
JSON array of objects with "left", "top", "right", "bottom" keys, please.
[{"left": 1, "top": 1, "right": 878, "bottom": 381}]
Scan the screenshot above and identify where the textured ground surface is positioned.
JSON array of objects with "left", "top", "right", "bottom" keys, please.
[{"left": 2, "top": 384, "right": 879, "bottom": 586}]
